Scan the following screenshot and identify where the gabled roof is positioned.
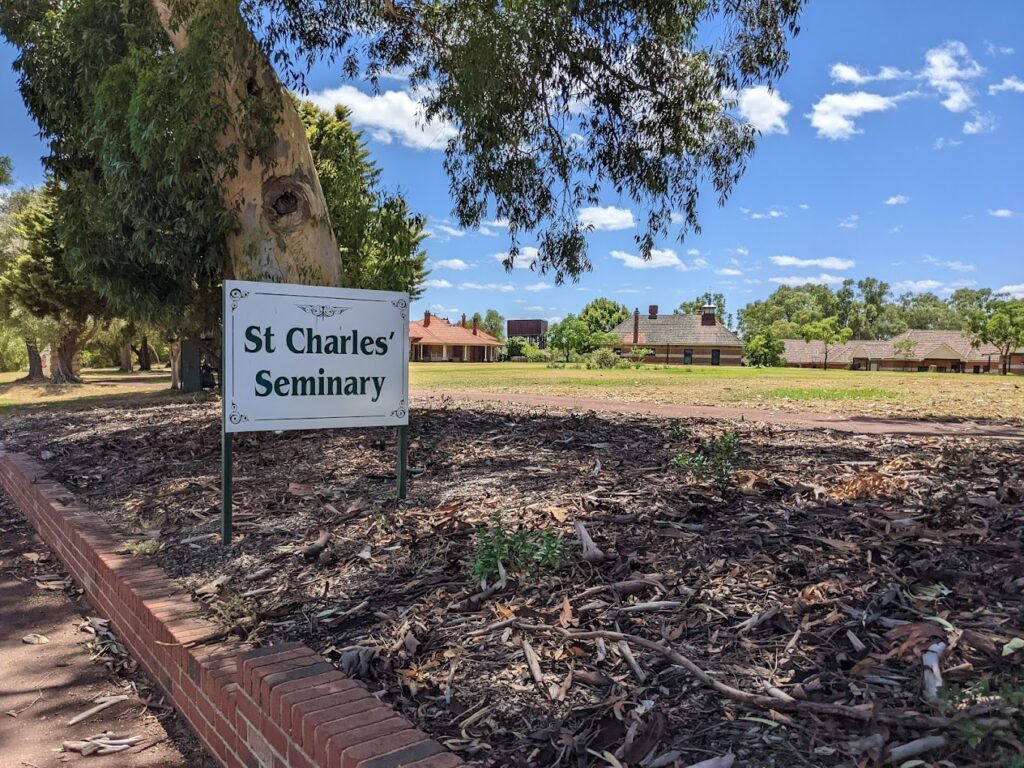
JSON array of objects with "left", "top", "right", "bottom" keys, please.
[
  {"left": 609, "top": 313, "right": 743, "bottom": 347},
  {"left": 781, "top": 339, "right": 855, "bottom": 365},
  {"left": 887, "top": 330, "right": 1000, "bottom": 362},
  {"left": 409, "top": 317, "right": 502, "bottom": 346}
]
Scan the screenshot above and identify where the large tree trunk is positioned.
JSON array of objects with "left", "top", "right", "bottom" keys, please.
[
  {"left": 118, "top": 342, "right": 133, "bottom": 372},
  {"left": 24, "top": 340, "right": 45, "bottom": 381},
  {"left": 151, "top": 1, "right": 341, "bottom": 286},
  {"left": 51, "top": 331, "right": 83, "bottom": 384},
  {"left": 134, "top": 336, "right": 153, "bottom": 371},
  {"left": 169, "top": 341, "right": 181, "bottom": 390}
]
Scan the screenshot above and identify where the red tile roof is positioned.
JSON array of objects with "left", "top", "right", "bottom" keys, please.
[{"left": 409, "top": 317, "right": 502, "bottom": 346}]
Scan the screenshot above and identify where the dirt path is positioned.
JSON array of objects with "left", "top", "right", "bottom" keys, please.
[
  {"left": 0, "top": 491, "right": 213, "bottom": 767},
  {"left": 411, "top": 389, "right": 1024, "bottom": 438}
]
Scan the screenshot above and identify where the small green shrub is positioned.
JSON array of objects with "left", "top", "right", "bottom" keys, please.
[
  {"left": 470, "top": 514, "right": 567, "bottom": 582},
  {"left": 123, "top": 538, "right": 163, "bottom": 556},
  {"left": 588, "top": 348, "right": 621, "bottom": 369},
  {"left": 674, "top": 430, "right": 741, "bottom": 491}
]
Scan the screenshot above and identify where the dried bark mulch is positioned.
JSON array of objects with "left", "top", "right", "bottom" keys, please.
[{"left": 2, "top": 397, "right": 1023, "bottom": 768}]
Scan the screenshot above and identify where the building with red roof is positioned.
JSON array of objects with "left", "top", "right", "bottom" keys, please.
[{"left": 409, "top": 311, "right": 502, "bottom": 362}]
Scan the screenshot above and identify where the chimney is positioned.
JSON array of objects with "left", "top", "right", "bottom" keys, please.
[
  {"left": 633, "top": 308, "right": 640, "bottom": 344},
  {"left": 472, "top": 316, "right": 479, "bottom": 336},
  {"left": 461, "top": 313, "right": 467, "bottom": 328},
  {"left": 701, "top": 303, "right": 716, "bottom": 327},
  {"left": 423, "top": 310, "right": 431, "bottom": 327},
  {"left": 648, "top": 304, "right": 658, "bottom": 320}
]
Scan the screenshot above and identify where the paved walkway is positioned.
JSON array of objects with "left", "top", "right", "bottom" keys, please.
[
  {"left": 0, "top": 492, "right": 211, "bottom": 767},
  {"left": 411, "top": 389, "right": 1024, "bottom": 439}
]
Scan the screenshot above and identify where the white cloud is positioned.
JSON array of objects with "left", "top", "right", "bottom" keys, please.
[
  {"left": 984, "top": 41, "right": 1015, "bottom": 56},
  {"left": 888, "top": 225, "right": 904, "bottom": 234},
  {"left": 749, "top": 209, "right": 786, "bottom": 220},
  {"left": 895, "top": 278, "right": 977, "bottom": 294},
  {"left": 770, "top": 255, "right": 856, "bottom": 270},
  {"left": 715, "top": 267, "right": 743, "bottom": 276},
  {"left": 546, "top": 316, "right": 563, "bottom": 324},
  {"left": 308, "top": 85, "right": 457, "bottom": 150},
  {"left": 807, "top": 91, "right": 906, "bottom": 140},
  {"left": 686, "top": 248, "right": 701, "bottom": 256},
  {"left": 493, "top": 247, "right": 539, "bottom": 269},
  {"left": 922, "top": 41, "right": 984, "bottom": 112},
  {"left": 934, "top": 137, "right": 963, "bottom": 150},
  {"left": 483, "top": 218, "right": 510, "bottom": 228},
  {"left": 998, "top": 283, "right": 1024, "bottom": 298},
  {"left": 838, "top": 214, "right": 860, "bottom": 229},
  {"left": 830, "top": 63, "right": 911, "bottom": 84},
  {"left": 924, "top": 255, "right": 975, "bottom": 272},
  {"left": 424, "top": 279, "right": 453, "bottom": 289},
  {"left": 458, "top": 282, "right": 515, "bottom": 292},
  {"left": 578, "top": 206, "right": 635, "bottom": 231},
  {"left": 989, "top": 76, "right": 1024, "bottom": 95},
  {"left": 430, "top": 303, "right": 459, "bottom": 313},
  {"left": 769, "top": 274, "right": 845, "bottom": 286},
  {"left": 735, "top": 246, "right": 750, "bottom": 256},
  {"left": 989, "top": 208, "right": 1017, "bottom": 218},
  {"left": 611, "top": 248, "right": 682, "bottom": 269},
  {"left": 884, "top": 195, "right": 910, "bottom": 206},
  {"left": 432, "top": 258, "right": 470, "bottom": 270},
  {"left": 737, "top": 85, "right": 790, "bottom": 134},
  {"left": 524, "top": 305, "right": 544, "bottom": 312},
  {"left": 524, "top": 282, "right": 552, "bottom": 292},
  {"left": 693, "top": 257, "right": 710, "bottom": 269},
  {"left": 799, "top": 203, "right": 810, "bottom": 210},
  {"left": 433, "top": 224, "right": 466, "bottom": 238},
  {"left": 963, "top": 111, "right": 997, "bottom": 134}
]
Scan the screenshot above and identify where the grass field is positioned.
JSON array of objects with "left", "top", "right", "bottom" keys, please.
[
  {"left": 0, "top": 368, "right": 174, "bottom": 413},
  {"left": 2, "top": 362, "right": 1021, "bottom": 422},
  {"left": 409, "top": 362, "right": 1024, "bottom": 422}
]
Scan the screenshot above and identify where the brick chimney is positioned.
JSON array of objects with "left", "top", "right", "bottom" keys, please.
[
  {"left": 423, "top": 310, "right": 431, "bottom": 327},
  {"left": 633, "top": 308, "right": 640, "bottom": 344},
  {"left": 648, "top": 304, "right": 658, "bottom": 320},
  {"left": 461, "top": 313, "right": 467, "bottom": 328},
  {"left": 472, "top": 316, "right": 479, "bottom": 336},
  {"left": 700, "top": 303, "right": 716, "bottom": 326}
]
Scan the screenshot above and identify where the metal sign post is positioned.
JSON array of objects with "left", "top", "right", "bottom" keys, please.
[
  {"left": 222, "top": 429, "right": 233, "bottom": 544},
  {"left": 397, "top": 425, "right": 408, "bottom": 499}
]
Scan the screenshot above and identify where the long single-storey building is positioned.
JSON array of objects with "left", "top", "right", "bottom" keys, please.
[
  {"left": 409, "top": 311, "right": 501, "bottom": 362},
  {"left": 783, "top": 330, "right": 1009, "bottom": 373},
  {"left": 609, "top": 304, "right": 743, "bottom": 365}
]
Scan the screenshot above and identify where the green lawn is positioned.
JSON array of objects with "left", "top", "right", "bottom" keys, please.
[
  {"left": 0, "top": 368, "right": 173, "bottom": 413},
  {"left": 409, "top": 362, "right": 1024, "bottom": 422}
]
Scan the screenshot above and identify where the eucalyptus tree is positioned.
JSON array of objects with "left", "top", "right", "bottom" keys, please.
[{"left": 2, "top": 0, "right": 805, "bottom": 294}]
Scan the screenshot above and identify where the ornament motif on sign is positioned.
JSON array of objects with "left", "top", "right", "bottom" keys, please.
[
  {"left": 229, "top": 402, "right": 250, "bottom": 425},
  {"left": 296, "top": 304, "right": 350, "bottom": 320},
  {"left": 391, "top": 298, "right": 409, "bottom": 320},
  {"left": 229, "top": 288, "right": 250, "bottom": 311}
]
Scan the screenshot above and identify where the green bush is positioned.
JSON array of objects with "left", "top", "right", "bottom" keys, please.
[
  {"left": 469, "top": 514, "right": 567, "bottom": 582},
  {"left": 587, "top": 348, "right": 620, "bottom": 369},
  {"left": 674, "top": 430, "right": 741, "bottom": 491},
  {"left": 522, "top": 342, "right": 551, "bottom": 362},
  {"left": 0, "top": 326, "right": 28, "bottom": 372}
]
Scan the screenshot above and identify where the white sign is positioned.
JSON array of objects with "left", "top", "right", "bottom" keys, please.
[{"left": 222, "top": 280, "right": 409, "bottom": 433}]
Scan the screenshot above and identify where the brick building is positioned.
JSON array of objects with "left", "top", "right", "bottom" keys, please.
[
  {"left": 409, "top": 311, "right": 501, "bottom": 362},
  {"left": 506, "top": 319, "right": 549, "bottom": 348},
  {"left": 783, "top": 330, "right": 1010, "bottom": 373},
  {"left": 608, "top": 304, "right": 743, "bottom": 365}
]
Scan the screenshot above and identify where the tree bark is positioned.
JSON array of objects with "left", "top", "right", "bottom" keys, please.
[
  {"left": 134, "top": 336, "right": 152, "bottom": 371},
  {"left": 118, "top": 342, "right": 133, "bottom": 372},
  {"left": 150, "top": 0, "right": 341, "bottom": 286},
  {"left": 51, "top": 330, "right": 83, "bottom": 384},
  {"left": 24, "top": 340, "right": 45, "bottom": 381},
  {"left": 169, "top": 341, "right": 181, "bottom": 390}
]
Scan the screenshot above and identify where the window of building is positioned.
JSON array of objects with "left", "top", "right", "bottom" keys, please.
[
  {"left": 683, "top": 348, "right": 693, "bottom": 365},
  {"left": 711, "top": 349, "right": 721, "bottom": 366}
]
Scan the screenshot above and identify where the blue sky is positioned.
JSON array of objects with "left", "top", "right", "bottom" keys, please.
[{"left": 2, "top": 2, "right": 1023, "bottom": 328}]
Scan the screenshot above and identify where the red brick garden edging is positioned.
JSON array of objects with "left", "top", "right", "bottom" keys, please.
[{"left": 0, "top": 449, "right": 460, "bottom": 768}]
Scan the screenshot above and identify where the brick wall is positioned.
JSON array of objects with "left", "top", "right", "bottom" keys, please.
[
  {"left": 0, "top": 450, "right": 459, "bottom": 768},
  {"left": 614, "top": 344, "right": 743, "bottom": 365}
]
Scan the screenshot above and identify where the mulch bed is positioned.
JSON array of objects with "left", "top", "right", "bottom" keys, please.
[{"left": 2, "top": 397, "right": 1023, "bottom": 768}]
